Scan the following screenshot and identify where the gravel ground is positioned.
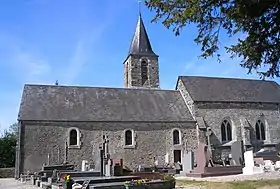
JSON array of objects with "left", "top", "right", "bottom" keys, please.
[
  {"left": 175, "top": 171, "right": 280, "bottom": 182},
  {"left": 1, "top": 172, "right": 280, "bottom": 189},
  {"left": 0, "top": 178, "right": 38, "bottom": 189}
]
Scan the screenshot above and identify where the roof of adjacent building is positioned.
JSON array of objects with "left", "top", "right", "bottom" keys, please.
[
  {"left": 177, "top": 76, "right": 280, "bottom": 103},
  {"left": 18, "top": 84, "right": 194, "bottom": 122},
  {"left": 128, "top": 14, "right": 157, "bottom": 57}
]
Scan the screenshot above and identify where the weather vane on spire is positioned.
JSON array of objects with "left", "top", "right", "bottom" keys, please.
[{"left": 138, "top": 0, "right": 142, "bottom": 16}]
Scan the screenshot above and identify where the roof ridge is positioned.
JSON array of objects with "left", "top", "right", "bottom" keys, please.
[
  {"left": 179, "top": 75, "right": 277, "bottom": 83},
  {"left": 24, "top": 84, "right": 177, "bottom": 92}
]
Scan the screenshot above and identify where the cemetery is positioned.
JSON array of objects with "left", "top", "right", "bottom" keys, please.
[
  {"left": 17, "top": 135, "right": 177, "bottom": 189},
  {"left": 15, "top": 132, "right": 280, "bottom": 189},
  {"left": 7, "top": 2, "right": 280, "bottom": 189}
]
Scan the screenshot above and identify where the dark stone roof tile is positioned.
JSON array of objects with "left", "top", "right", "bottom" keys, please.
[
  {"left": 179, "top": 76, "right": 280, "bottom": 103},
  {"left": 18, "top": 85, "right": 194, "bottom": 122}
]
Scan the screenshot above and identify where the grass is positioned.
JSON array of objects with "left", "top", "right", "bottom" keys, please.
[{"left": 176, "top": 179, "right": 280, "bottom": 189}]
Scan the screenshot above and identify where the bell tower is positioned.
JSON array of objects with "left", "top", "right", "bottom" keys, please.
[{"left": 124, "top": 14, "right": 159, "bottom": 88}]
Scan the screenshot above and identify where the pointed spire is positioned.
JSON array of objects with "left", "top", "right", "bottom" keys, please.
[{"left": 128, "top": 14, "right": 157, "bottom": 57}]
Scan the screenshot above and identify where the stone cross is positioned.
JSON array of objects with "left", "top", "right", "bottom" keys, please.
[
  {"left": 205, "top": 127, "right": 213, "bottom": 157},
  {"left": 103, "top": 135, "right": 110, "bottom": 161},
  {"left": 100, "top": 135, "right": 110, "bottom": 176},
  {"left": 138, "top": 0, "right": 142, "bottom": 15}
]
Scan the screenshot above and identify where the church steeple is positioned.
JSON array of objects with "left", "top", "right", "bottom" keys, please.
[
  {"left": 123, "top": 13, "right": 160, "bottom": 89},
  {"left": 128, "top": 14, "right": 157, "bottom": 57}
]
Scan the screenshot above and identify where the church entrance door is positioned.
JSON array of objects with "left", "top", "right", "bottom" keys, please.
[{"left": 173, "top": 150, "right": 181, "bottom": 163}]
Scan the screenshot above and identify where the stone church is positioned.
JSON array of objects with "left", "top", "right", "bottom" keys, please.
[{"left": 15, "top": 14, "right": 280, "bottom": 178}]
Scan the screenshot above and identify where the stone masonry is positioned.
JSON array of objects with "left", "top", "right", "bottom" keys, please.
[
  {"left": 18, "top": 121, "right": 197, "bottom": 174},
  {"left": 177, "top": 77, "right": 280, "bottom": 159},
  {"left": 124, "top": 55, "right": 159, "bottom": 88}
]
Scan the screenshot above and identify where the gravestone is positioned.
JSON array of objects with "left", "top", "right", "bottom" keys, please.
[
  {"left": 242, "top": 150, "right": 264, "bottom": 175},
  {"left": 186, "top": 142, "right": 243, "bottom": 177},
  {"left": 231, "top": 141, "right": 244, "bottom": 165},
  {"left": 82, "top": 160, "right": 89, "bottom": 171},
  {"left": 193, "top": 142, "right": 208, "bottom": 172},
  {"left": 180, "top": 151, "right": 194, "bottom": 174},
  {"left": 165, "top": 153, "right": 169, "bottom": 165},
  {"left": 105, "top": 159, "right": 112, "bottom": 176},
  {"left": 244, "top": 150, "right": 254, "bottom": 168}
]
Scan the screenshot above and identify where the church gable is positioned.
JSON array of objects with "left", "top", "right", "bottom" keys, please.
[
  {"left": 18, "top": 85, "right": 194, "bottom": 122},
  {"left": 177, "top": 76, "right": 280, "bottom": 103}
]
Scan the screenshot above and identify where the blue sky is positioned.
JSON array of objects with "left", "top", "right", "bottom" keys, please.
[{"left": 0, "top": 0, "right": 278, "bottom": 132}]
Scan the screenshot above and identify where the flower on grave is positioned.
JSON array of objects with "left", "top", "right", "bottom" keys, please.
[
  {"left": 61, "top": 174, "right": 72, "bottom": 183},
  {"left": 124, "top": 179, "right": 147, "bottom": 186}
]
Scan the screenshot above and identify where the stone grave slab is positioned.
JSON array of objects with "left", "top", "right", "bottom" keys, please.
[
  {"left": 231, "top": 141, "right": 244, "bottom": 166},
  {"left": 72, "top": 175, "right": 141, "bottom": 185},
  {"left": 42, "top": 164, "right": 74, "bottom": 171},
  {"left": 60, "top": 170, "right": 100, "bottom": 178}
]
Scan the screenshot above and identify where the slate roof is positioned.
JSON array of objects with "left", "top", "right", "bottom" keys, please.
[
  {"left": 178, "top": 76, "right": 280, "bottom": 103},
  {"left": 128, "top": 14, "right": 157, "bottom": 57},
  {"left": 18, "top": 85, "right": 194, "bottom": 122}
]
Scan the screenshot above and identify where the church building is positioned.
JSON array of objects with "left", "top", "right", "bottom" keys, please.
[{"left": 15, "top": 14, "right": 280, "bottom": 178}]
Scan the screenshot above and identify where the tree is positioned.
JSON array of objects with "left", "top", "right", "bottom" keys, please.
[
  {"left": 146, "top": 0, "right": 280, "bottom": 79},
  {"left": 8, "top": 122, "right": 18, "bottom": 138},
  {"left": 0, "top": 123, "right": 17, "bottom": 168}
]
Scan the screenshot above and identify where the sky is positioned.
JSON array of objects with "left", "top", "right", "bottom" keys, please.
[{"left": 0, "top": 0, "right": 279, "bottom": 133}]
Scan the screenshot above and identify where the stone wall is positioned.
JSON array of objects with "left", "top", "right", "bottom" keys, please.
[
  {"left": 17, "top": 121, "right": 198, "bottom": 176},
  {"left": 195, "top": 102, "right": 280, "bottom": 147},
  {"left": 0, "top": 168, "right": 15, "bottom": 178},
  {"left": 124, "top": 55, "right": 159, "bottom": 88},
  {"left": 177, "top": 77, "right": 280, "bottom": 158}
]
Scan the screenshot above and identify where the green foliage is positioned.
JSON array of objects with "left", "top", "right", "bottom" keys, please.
[
  {"left": 146, "top": 0, "right": 280, "bottom": 78},
  {"left": 0, "top": 123, "right": 18, "bottom": 168},
  {"left": 163, "top": 174, "right": 175, "bottom": 183},
  {"left": 8, "top": 123, "right": 19, "bottom": 138}
]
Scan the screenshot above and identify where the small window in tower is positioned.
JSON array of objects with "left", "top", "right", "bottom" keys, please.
[{"left": 141, "top": 60, "right": 148, "bottom": 85}]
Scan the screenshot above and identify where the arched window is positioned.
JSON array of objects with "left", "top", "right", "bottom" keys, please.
[
  {"left": 173, "top": 129, "right": 180, "bottom": 145},
  {"left": 141, "top": 60, "right": 148, "bottom": 85},
  {"left": 69, "top": 129, "right": 78, "bottom": 145},
  {"left": 255, "top": 120, "right": 266, "bottom": 140},
  {"left": 68, "top": 127, "right": 81, "bottom": 148},
  {"left": 125, "top": 130, "right": 133, "bottom": 146},
  {"left": 221, "top": 120, "right": 232, "bottom": 142}
]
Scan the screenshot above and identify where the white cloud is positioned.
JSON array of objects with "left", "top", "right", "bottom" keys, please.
[
  {"left": 59, "top": 2, "right": 132, "bottom": 85},
  {"left": 0, "top": 35, "right": 51, "bottom": 83},
  {"left": 61, "top": 26, "right": 106, "bottom": 85},
  {"left": 180, "top": 34, "right": 268, "bottom": 80},
  {"left": 0, "top": 2, "right": 133, "bottom": 132},
  {"left": 12, "top": 49, "right": 51, "bottom": 82}
]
